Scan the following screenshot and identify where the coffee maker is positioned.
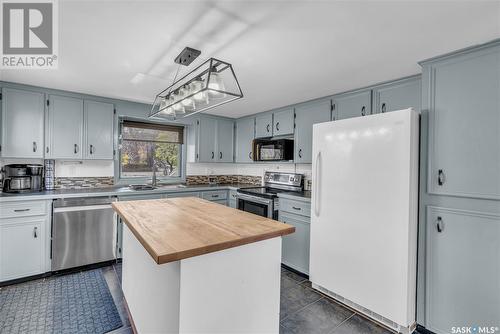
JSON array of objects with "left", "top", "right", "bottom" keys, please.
[{"left": 1, "top": 164, "right": 44, "bottom": 193}]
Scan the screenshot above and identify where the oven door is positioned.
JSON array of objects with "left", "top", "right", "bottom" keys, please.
[{"left": 236, "top": 193, "right": 273, "bottom": 219}]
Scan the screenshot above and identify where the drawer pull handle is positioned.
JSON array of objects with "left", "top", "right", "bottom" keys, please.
[
  {"left": 276, "top": 122, "right": 280, "bottom": 131},
  {"left": 74, "top": 144, "right": 79, "bottom": 154},
  {"left": 361, "top": 106, "right": 366, "bottom": 116},
  {"left": 381, "top": 103, "right": 387, "bottom": 113},
  {"left": 212, "top": 151, "right": 214, "bottom": 159},
  {"left": 14, "top": 209, "right": 30, "bottom": 212},
  {"left": 220, "top": 152, "right": 222, "bottom": 159},
  {"left": 266, "top": 124, "right": 270, "bottom": 132},
  {"left": 298, "top": 149, "right": 302, "bottom": 159},
  {"left": 212, "top": 195, "right": 219, "bottom": 198},
  {"left": 33, "top": 227, "right": 38, "bottom": 238},
  {"left": 292, "top": 206, "right": 301, "bottom": 211},
  {"left": 90, "top": 144, "right": 94, "bottom": 154},
  {"left": 33, "top": 141, "right": 37, "bottom": 152}
]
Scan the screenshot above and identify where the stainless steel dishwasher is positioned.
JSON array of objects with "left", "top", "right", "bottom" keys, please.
[{"left": 52, "top": 197, "right": 117, "bottom": 271}]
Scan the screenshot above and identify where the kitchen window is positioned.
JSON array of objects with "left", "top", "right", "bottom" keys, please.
[{"left": 119, "top": 120, "right": 185, "bottom": 182}]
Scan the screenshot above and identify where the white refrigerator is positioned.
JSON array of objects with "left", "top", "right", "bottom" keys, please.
[{"left": 309, "top": 108, "right": 419, "bottom": 333}]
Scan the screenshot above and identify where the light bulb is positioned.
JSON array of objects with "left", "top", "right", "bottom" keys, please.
[
  {"left": 208, "top": 70, "right": 225, "bottom": 99},
  {"left": 190, "top": 79, "right": 208, "bottom": 104},
  {"left": 172, "top": 91, "right": 185, "bottom": 114},
  {"left": 179, "top": 86, "right": 195, "bottom": 110}
]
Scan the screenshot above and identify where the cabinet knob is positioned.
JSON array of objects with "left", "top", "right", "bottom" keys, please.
[
  {"left": 276, "top": 122, "right": 280, "bottom": 131},
  {"left": 361, "top": 106, "right": 366, "bottom": 116},
  {"left": 266, "top": 124, "right": 270, "bottom": 132},
  {"left": 381, "top": 103, "right": 387, "bottom": 113},
  {"left": 33, "top": 141, "right": 37, "bottom": 152},
  {"left": 438, "top": 169, "right": 445, "bottom": 186},
  {"left": 436, "top": 216, "right": 444, "bottom": 233}
]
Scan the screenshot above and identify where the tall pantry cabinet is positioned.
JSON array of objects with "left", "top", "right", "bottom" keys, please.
[{"left": 418, "top": 40, "right": 500, "bottom": 333}]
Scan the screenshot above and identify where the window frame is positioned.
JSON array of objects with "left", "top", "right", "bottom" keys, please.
[{"left": 114, "top": 117, "right": 187, "bottom": 185}]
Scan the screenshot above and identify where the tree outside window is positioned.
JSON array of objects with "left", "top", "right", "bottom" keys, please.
[{"left": 119, "top": 121, "right": 183, "bottom": 179}]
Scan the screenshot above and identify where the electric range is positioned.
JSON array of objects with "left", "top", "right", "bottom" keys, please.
[{"left": 236, "top": 171, "right": 304, "bottom": 219}]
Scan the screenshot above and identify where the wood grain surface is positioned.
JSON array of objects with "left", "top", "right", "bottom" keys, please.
[{"left": 112, "top": 197, "right": 295, "bottom": 264}]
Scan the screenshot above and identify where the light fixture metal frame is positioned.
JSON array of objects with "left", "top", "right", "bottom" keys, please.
[{"left": 149, "top": 58, "right": 243, "bottom": 120}]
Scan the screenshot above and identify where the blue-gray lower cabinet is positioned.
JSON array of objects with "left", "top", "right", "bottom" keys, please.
[
  {"left": 279, "top": 211, "right": 310, "bottom": 275},
  {"left": 229, "top": 190, "right": 237, "bottom": 208},
  {"left": 166, "top": 191, "right": 200, "bottom": 198},
  {"left": 333, "top": 89, "right": 371, "bottom": 120},
  {"left": 294, "top": 99, "right": 331, "bottom": 163},
  {"left": 372, "top": 76, "right": 421, "bottom": 114},
  {"left": 235, "top": 117, "right": 255, "bottom": 163},
  {"left": 426, "top": 207, "right": 500, "bottom": 334},
  {"left": 279, "top": 197, "right": 311, "bottom": 275}
]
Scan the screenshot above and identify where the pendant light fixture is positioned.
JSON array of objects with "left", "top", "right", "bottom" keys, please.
[{"left": 149, "top": 47, "right": 243, "bottom": 119}]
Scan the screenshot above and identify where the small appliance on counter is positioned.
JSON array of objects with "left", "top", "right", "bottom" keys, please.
[
  {"left": 1, "top": 164, "right": 44, "bottom": 193},
  {"left": 236, "top": 171, "right": 304, "bottom": 219},
  {"left": 252, "top": 139, "right": 294, "bottom": 161}
]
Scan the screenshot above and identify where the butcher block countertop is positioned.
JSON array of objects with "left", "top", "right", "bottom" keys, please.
[{"left": 112, "top": 197, "right": 295, "bottom": 264}]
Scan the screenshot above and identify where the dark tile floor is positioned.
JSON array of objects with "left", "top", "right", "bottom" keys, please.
[
  {"left": 279, "top": 267, "right": 394, "bottom": 334},
  {"left": 103, "top": 262, "right": 396, "bottom": 334}
]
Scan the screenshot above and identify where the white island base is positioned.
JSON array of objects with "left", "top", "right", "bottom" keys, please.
[{"left": 122, "top": 225, "right": 282, "bottom": 334}]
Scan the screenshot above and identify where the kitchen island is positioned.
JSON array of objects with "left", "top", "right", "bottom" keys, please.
[{"left": 112, "top": 197, "right": 294, "bottom": 334}]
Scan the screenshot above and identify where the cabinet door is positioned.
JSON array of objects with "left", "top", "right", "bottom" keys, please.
[
  {"left": 1, "top": 88, "right": 44, "bottom": 158},
  {"left": 255, "top": 113, "right": 273, "bottom": 138},
  {"left": 373, "top": 77, "right": 421, "bottom": 113},
  {"left": 273, "top": 108, "right": 294, "bottom": 136},
  {"left": 197, "top": 118, "right": 217, "bottom": 162},
  {"left": 426, "top": 207, "right": 500, "bottom": 333},
  {"left": 216, "top": 119, "right": 234, "bottom": 162},
  {"left": 333, "top": 90, "right": 371, "bottom": 120},
  {"left": 279, "top": 212, "right": 310, "bottom": 275},
  {"left": 235, "top": 117, "right": 255, "bottom": 163},
  {"left": 427, "top": 47, "right": 500, "bottom": 199},
  {"left": 0, "top": 219, "right": 45, "bottom": 281},
  {"left": 84, "top": 100, "right": 114, "bottom": 159},
  {"left": 46, "top": 95, "right": 84, "bottom": 159},
  {"left": 294, "top": 99, "right": 331, "bottom": 163}
]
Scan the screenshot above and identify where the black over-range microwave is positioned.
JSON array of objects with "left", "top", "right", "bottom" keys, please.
[{"left": 252, "top": 139, "right": 294, "bottom": 162}]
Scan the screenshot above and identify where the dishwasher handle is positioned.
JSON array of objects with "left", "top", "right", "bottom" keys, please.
[{"left": 53, "top": 204, "right": 113, "bottom": 213}]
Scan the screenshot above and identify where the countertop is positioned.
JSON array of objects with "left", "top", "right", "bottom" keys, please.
[
  {"left": 277, "top": 190, "right": 312, "bottom": 202},
  {"left": 0, "top": 183, "right": 256, "bottom": 202},
  {"left": 112, "top": 197, "right": 295, "bottom": 264}
]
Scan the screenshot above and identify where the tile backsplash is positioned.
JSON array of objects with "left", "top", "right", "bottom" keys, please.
[
  {"left": 186, "top": 175, "right": 261, "bottom": 185},
  {"left": 55, "top": 177, "right": 115, "bottom": 189}
]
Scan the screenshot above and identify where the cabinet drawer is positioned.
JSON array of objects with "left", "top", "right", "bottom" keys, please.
[
  {"left": 201, "top": 191, "right": 228, "bottom": 201},
  {"left": 279, "top": 198, "right": 311, "bottom": 217},
  {"left": 0, "top": 200, "right": 48, "bottom": 219}
]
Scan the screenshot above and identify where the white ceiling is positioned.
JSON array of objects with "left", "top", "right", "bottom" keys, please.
[{"left": 1, "top": 1, "right": 499, "bottom": 118}]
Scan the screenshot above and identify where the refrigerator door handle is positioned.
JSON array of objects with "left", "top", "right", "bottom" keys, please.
[{"left": 314, "top": 151, "right": 322, "bottom": 217}]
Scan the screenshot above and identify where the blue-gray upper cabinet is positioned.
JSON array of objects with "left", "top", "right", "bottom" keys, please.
[
  {"left": 84, "top": 100, "right": 114, "bottom": 160},
  {"left": 422, "top": 44, "right": 500, "bottom": 200},
  {"left": 255, "top": 113, "right": 273, "bottom": 138},
  {"left": 426, "top": 207, "right": 500, "bottom": 334},
  {"left": 216, "top": 119, "right": 234, "bottom": 162},
  {"left": 294, "top": 99, "right": 331, "bottom": 163},
  {"left": 372, "top": 76, "right": 421, "bottom": 114},
  {"left": 0, "top": 88, "right": 45, "bottom": 158},
  {"left": 45, "top": 95, "right": 84, "bottom": 159},
  {"left": 273, "top": 108, "right": 294, "bottom": 136},
  {"left": 333, "top": 89, "right": 371, "bottom": 120},
  {"left": 196, "top": 118, "right": 217, "bottom": 162},
  {"left": 235, "top": 117, "right": 255, "bottom": 163}
]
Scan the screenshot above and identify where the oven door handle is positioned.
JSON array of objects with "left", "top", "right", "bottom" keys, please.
[{"left": 235, "top": 194, "right": 273, "bottom": 206}]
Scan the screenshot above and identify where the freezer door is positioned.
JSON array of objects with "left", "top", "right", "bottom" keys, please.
[
  {"left": 52, "top": 204, "right": 116, "bottom": 271},
  {"left": 309, "top": 109, "right": 419, "bottom": 327}
]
